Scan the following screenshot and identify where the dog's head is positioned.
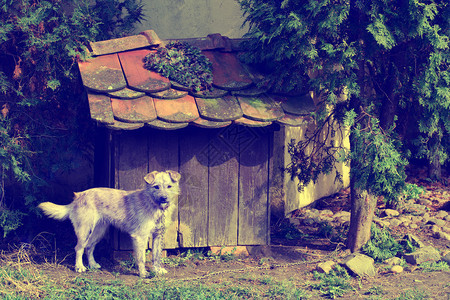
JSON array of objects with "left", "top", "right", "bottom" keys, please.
[{"left": 144, "top": 170, "right": 181, "bottom": 210}]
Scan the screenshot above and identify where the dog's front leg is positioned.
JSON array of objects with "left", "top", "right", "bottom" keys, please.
[
  {"left": 152, "top": 229, "right": 167, "bottom": 275},
  {"left": 131, "top": 234, "right": 148, "bottom": 278}
]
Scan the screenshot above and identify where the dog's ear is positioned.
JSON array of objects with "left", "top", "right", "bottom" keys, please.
[
  {"left": 144, "top": 171, "right": 158, "bottom": 184},
  {"left": 166, "top": 170, "right": 181, "bottom": 183}
]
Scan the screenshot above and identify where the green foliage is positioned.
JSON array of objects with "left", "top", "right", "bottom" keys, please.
[
  {"left": 143, "top": 42, "right": 213, "bottom": 92},
  {"left": 362, "top": 224, "right": 412, "bottom": 262},
  {"left": 239, "top": 0, "right": 449, "bottom": 204},
  {"left": 418, "top": 261, "right": 450, "bottom": 272},
  {"left": 312, "top": 265, "right": 354, "bottom": 299},
  {"left": 349, "top": 112, "right": 408, "bottom": 205},
  {"left": 402, "top": 183, "right": 426, "bottom": 200},
  {"left": 0, "top": 0, "right": 144, "bottom": 237}
]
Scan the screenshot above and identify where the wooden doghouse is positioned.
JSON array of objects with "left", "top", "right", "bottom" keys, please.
[{"left": 77, "top": 30, "right": 317, "bottom": 251}]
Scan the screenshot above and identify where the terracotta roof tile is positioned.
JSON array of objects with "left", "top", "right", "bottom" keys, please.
[
  {"left": 79, "top": 54, "right": 126, "bottom": 92},
  {"left": 78, "top": 31, "right": 315, "bottom": 130},
  {"left": 118, "top": 50, "right": 171, "bottom": 92},
  {"left": 111, "top": 96, "right": 157, "bottom": 123},
  {"left": 87, "top": 94, "right": 115, "bottom": 125},
  {"left": 237, "top": 95, "right": 284, "bottom": 122},
  {"left": 195, "top": 96, "right": 243, "bottom": 121},
  {"left": 146, "top": 119, "right": 189, "bottom": 130},
  {"left": 153, "top": 95, "right": 199, "bottom": 123}
]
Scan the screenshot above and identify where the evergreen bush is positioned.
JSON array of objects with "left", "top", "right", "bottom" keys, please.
[{"left": 0, "top": 0, "right": 144, "bottom": 237}]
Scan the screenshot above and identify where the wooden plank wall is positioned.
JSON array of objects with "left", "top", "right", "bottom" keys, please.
[{"left": 112, "top": 125, "right": 273, "bottom": 250}]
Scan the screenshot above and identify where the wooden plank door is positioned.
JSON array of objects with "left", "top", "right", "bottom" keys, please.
[
  {"left": 148, "top": 129, "right": 179, "bottom": 249},
  {"left": 178, "top": 128, "right": 209, "bottom": 247},
  {"left": 238, "top": 127, "right": 271, "bottom": 245}
]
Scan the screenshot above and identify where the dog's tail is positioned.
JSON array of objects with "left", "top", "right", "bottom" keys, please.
[{"left": 38, "top": 202, "right": 70, "bottom": 220}]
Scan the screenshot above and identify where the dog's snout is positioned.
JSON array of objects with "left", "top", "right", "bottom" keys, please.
[{"left": 159, "top": 196, "right": 168, "bottom": 203}]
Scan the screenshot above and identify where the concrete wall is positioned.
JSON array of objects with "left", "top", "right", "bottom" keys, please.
[
  {"left": 282, "top": 123, "right": 350, "bottom": 215},
  {"left": 135, "top": 0, "right": 248, "bottom": 39}
]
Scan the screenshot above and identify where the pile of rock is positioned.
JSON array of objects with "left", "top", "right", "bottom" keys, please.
[
  {"left": 290, "top": 198, "right": 450, "bottom": 242},
  {"left": 315, "top": 234, "right": 449, "bottom": 277}
]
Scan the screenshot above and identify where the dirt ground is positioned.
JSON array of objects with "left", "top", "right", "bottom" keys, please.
[{"left": 2, "top": 172, "right": 450, "bottom": 299}]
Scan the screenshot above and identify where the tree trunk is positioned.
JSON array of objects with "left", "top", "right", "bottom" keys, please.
[
  {"left": 428, "top": 133, "right": 442, "bottom": 180},
  {"left": 346, "top": 183, "right": 377, "bottom": 253}
]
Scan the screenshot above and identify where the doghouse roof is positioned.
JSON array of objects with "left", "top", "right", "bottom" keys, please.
[{"left": 78, "top": 30, "right": 315, "bottom": 130}]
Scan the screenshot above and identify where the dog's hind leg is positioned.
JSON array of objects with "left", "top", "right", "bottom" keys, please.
[
  {"left": 73, "top": 219, "right": 98, "bottom": 273},
  {"left": 86, "top": 221, "right": 108, "bottom": 269}
]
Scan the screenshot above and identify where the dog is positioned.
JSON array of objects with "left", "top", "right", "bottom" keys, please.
[{"left": 38, "top": 170, "right": 181, "bottom": 277}]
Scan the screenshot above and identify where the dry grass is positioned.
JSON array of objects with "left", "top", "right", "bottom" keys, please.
[{"left": 0, "top": 232, "right": 72, "bottom": 298}]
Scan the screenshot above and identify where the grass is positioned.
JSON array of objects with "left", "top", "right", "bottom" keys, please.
[{"left": 311, "top": 265, "right": 354, "bottom": 299}]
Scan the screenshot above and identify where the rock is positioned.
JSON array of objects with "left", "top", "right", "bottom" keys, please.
[
  {"left": 390, "top": 265, "right": 404, "bottom": 274},
  {"left": 442, "top": 227, "right": 450, "bottom": 234},
  {"left": 316, "top": 260, "right": 335, "bottom": 274},
  {"left": 404, "top": 204, "right": 427, "bottom": 215},
  {"left": 373, "top": 218, "right": 389, "bottom": 227},
  {"left": 342, "top": 253, "right": 376, "bottom": 277},
  {"left": 383, "top": 209, "right": 400, "bottom": 217},
  {"left": 389, "top": 219, "right": 403, "bottom": 227},
  {"left": 436, "top": 210, "right": 448, "bottom": 219},
  {"left": 384, "top": 257, "right": 402, "bottom": 266},
  {"left": 404, "top": 234, "right": 426, "bottom": 248},
  {"left": 427, "top": 218, "right": 446, "bottom": 227},
  {"left": 303, "top": 218, "right": 317, "bottom": 226},
  {"left": 418, "top": 199, "right": 432, "bottom": 206},
  {"left": 320, "top": 209, "right": 333, "bottom": 216},
  {"left": 434, "top": 231, "right": 450, "bottom": 241},
  {"left": 442, "top": 252, "right": 450, "bottom": 264},
  {"left": 333, "top": 211, "right": 351, "bottom": 219},
  {"left": 409, "top": 223, "right": 418, "bottom": 229},
  {"left": 430, "top": 225, "right": 441, "bottom": 234},
  {"left": 403, "top": 246, "right": 441, "bottom": 265},
  {"left": 290, "top": 218, "right": 301, "bottom": 226},
  {"left": 445, "top": 215, "right": 450, "bottom": 222}
]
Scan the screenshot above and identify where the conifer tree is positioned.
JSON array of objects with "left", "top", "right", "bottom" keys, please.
[
  {"left": 239, "top": 0, "right": 449, "bottom": 251},
  {"left": 0, "top": 0, "right": 144, "bottom": 237}
]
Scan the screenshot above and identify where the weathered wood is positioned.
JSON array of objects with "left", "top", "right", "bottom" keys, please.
[
  {"left": 238, "top": 127, "right": 270, "bottom": 245},
  {"left": 208, "top": 127, "right": 239, "bottom": 246},
  {"left": 178, "top": 128, "right": 209, "bottom": 247},
  {"left": 114, "top": 130, "right": 149, "bottom": 250},
  {"left": 148, "top": 129, "right": 179, "bottom": 249}
]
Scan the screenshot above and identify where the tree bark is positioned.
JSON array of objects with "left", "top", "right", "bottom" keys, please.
[{"left": 347, "top": 183, "right": 376, "bottom": 252}]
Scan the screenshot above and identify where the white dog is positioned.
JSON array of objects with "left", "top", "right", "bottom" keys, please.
[{"left": 38, "top": 170, "right": 180, "bottom": 277}]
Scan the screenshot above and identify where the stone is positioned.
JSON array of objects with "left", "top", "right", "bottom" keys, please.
[
  {"left": 442, "top": 252, "right": 450, "bottom": 264},
  {"left": 409, "top": 223, "right": 418, "bottom": 229},
  {"left": 404, "top": 234, "right": 426, "bottom": 248},
  {"left": 427, "top": 218, "right": 446, "bottom": 227},
  {"left": 434, "top": 231, "right": 450, "bottom": 241},
  {"left": 342, "top": 253, "right": 377, "bottom": 277},
  {"left": 316, "top": 261, "right": 335, "bottom": 274},
  {"left": 445, "top": 215, "right": 450, "bottom": 222},
  {"left": 389, "top": 219, "right": 403, "bottom": 227},
  {"left": 320, "top": 209, "right": 334, "bottom": 216},
  {"left": 383, "top": 209, "right": 400, "bottom": 217},
  {"left": 418, "top": 199, "right": 432, "bottom": 206},
  {"left": 403, "top": 246, "right": 441, "bottom": 265},
  {"left": 436, "top": 210, "right": 448, "bottom": 219},
  {"left": 384, "top": 257, "right": 402, "bottom": 266},
  {"left": 442, "top": 227, "right": 450, "bottom": 234},
  {"left": 390, "top": 265, "right": 404, "bottom": 274},
  {"left": 333, "top": 211, "right": 351, "bottom": 219},
  {"left": 430, "top": 225, "right": 441, "bottom": 234}
]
